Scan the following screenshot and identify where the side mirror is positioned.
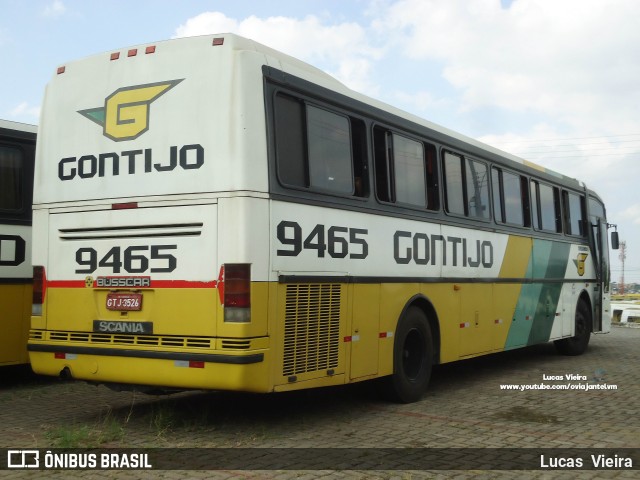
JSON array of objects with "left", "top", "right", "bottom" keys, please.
[{"left": 611, "top": 231, "right": 619, "bottom": 250}]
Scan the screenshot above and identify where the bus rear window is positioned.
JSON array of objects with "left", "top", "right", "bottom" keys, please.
[{"left": 0, "top": 146, "right": 23, "bottom": 211}]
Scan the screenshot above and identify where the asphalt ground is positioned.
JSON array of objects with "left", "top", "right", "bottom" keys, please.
[{"left": 1, "top": 325, "right": 638, "bottom": 479}]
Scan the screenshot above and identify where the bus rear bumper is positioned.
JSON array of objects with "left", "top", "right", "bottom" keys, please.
[{"left": 27, "top": 342, "right": 271, "bottom": 393}]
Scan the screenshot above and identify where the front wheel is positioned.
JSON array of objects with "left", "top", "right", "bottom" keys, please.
[
  {"left": 554, "top": 299, "right": 592, "bottom": 356},
  {"left": 381, "top": 306, "right": 433, "bottom": 403}
]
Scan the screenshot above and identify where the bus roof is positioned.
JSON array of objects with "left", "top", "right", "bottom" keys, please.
[
  {"left": 225, "top": 34, "right": 583, "bottom": 190},
  {"left": 0, "top": 119, "right": 37, "bottom": 135}
]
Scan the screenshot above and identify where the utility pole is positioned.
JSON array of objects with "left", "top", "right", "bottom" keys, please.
[{"left": 619, "top": 241, "right": 627, "bottom": 295}]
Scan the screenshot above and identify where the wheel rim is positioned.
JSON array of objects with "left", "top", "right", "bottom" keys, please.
[{"left": 402, "top": 327, "right": 425, "bottom": 380}]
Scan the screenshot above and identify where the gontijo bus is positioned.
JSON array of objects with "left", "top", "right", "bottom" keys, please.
[
  {"left": 1, "top": 119, "right": 36, "bottom": 366},
  {"left": 28, "top": 34, "right": 618, "bottom": 402}
]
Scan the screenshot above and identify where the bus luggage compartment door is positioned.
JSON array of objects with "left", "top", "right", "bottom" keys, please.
[{"left": 44, "top": 203, "right": 218, "bottom": 336}]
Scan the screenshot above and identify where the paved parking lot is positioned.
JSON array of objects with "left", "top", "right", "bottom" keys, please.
[{"left": 1, "top": 326, "right": 638, "bottom": 479}]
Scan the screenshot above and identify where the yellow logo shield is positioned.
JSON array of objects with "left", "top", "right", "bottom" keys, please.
[
  {"left": 79, "top": 79, "right": 183, "bottom": 141},
  {"left": 575, "top": 253, "right": 588, "bottom": 276}
]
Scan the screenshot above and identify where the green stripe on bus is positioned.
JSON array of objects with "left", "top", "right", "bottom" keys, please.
[
  {"left": 527, "top": 240, "right": 571, "bottom": 345},
  {"left": 504, "top": 239, "right": 570, "bottom": 349},
  {"left": 504, "top": 240, "right": 549, "bottom": 349}
]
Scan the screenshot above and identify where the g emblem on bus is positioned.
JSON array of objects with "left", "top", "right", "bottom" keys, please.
[
  {"left": 78, "top": 79, "right": 183, "bottom": 142},
  {"left": 575, "top": 253, "right": 588, "bottom": 277}
]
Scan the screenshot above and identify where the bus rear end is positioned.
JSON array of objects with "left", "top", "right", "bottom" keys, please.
[
  {"left": 28, "top": 35, "right": 272, "bottom": 392},
  {"left": 1, "top": 120, "right": 36, "bottom": 367}
]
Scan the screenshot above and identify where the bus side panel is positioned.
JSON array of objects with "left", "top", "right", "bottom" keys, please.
[
  {"left": 505, "top": 239, "right": 549, "bottom": 349},
  {"left": 495, "top": 235, "right": 532, "bottom": 351},
  {"left": 349, "top": 283, "right": 380, "bottom": 380},
  {"left": 554, "top": 242, "right": 598, "bottom": 339},
  {"left": 41, "top": 205, "right": 218, "bottom": 334},
  {"left": 421, "top": 284, "right": 459, "bottom": 364},
  {"left": 0, "top": 223, "right": 32, "bottom": 365},
  {"left": 526, "top": 240, "right": 571, "bottom": 345},
  {"left": 0, "top": 284, "right": 31, "bottom": 365}
]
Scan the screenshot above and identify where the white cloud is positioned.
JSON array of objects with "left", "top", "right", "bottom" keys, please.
[
  {"left": 11, "top": 102, "right": 40, "bottom": 119},
  {"left": 42, "top": 0, "right": 66, "bottom": 18},
  {"left": 174, "top": 11, "right": 237, "bottom": 37},
  {"left": 173, "top": 12, "right": 384, "bottom": 95},
  {"left": 392, "top": 90, "right": 452, "bottom": 113},
  {"left": 374, "top": 0, "right": 640, "bottom": 134},
  {"left": 619, "top": 204, "right": 640, "bottom": 225}
]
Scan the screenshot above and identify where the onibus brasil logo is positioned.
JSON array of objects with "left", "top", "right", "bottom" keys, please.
[{"left": 78, "top": 79, "right": 183, "bottom": 141}]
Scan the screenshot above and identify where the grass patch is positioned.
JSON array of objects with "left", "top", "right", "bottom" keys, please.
[
  {"left": 148, "top": 402, "right": 175, "bottom": 438},
  {"left": 45, "top": 409, "right": 125, "bottom": 448}
]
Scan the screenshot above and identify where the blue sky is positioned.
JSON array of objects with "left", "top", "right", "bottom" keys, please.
[{"left": 1, "top": 0, "right": 639, "bottom": 282}]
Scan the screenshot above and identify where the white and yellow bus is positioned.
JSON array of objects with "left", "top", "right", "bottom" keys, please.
[
  {"left": 28, "top": 34, "right": 617, "bottom": 402},
  {"left": 1, "top": 119, "right": 36, "bottom": 367}
]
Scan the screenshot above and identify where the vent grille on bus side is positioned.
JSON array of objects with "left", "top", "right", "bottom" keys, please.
[
  {"left": 29, "top": 330, "right": 44, "bottom": 340},
  {"left": 44, "top": 331, "right": 212, "bottom": 349},
  {"left": 59, "top": 223, "right": 203, "bottom": 240},
  {"left": 220, "top": 339, "right": 252, "bottom": 350},
  {"left": 283, "top": 284, "right": 341, "bottom": 376}
]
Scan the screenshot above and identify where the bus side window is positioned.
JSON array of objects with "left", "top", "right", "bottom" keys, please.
[
  {"left": 350, "top": 118, "right": 368, "bottom": 198},
  {"left": 465, "top": 158, "right": 489, "bottom": 220},
  {"left": 373, "top": 126, "right": 393, "bottom": 202},
  {"left": 0, "top": 145, "right": 23, "bottom": 212},
  {"left": 443, "top": 151, "right": 489, "bottom": 220},
  {"left": 373, "top": 127, "right": 438, "bottom": 210},
  {"left": 521, "top": 176, "right": 531, "bottom": 227},
  {"left": 492, "top": 168, "right": 503, "bottom": 222},
  {"left": 531, "top": 180, "right": 562, "bottom": 233},
  {"left": 443, "top": 151, "right": 465, "bottom": 215},
  {"left": 306, "top": 105, "right": 354, "bottom": 194},
  {"left": 491, "top": 167, "right": 529, "bottom": 227},
  {"left": 425, "top": 146, "right": 439, "bottom": 210},
  {"left": 531, "top": 180, "right": 538, "bottom": 228},
  {"left": 392, "top": 133, "right": 426, "bottom": 207},
  {"left": 274, "top": 92, "right": 364, "bottom": 197},
  {"left": 274, "top": 93, "right": 307, "bottom": 188},
  {"left": 554, "top": 187, "right": 562, "bottom": 232},
  {"left": 563, "top": 190, "right": 586, "bottom": 236}
]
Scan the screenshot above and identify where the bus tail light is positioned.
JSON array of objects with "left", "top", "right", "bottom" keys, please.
[
  {"left": 222, "top": 263, "right": 251, "bottom": 323},
  {"left": 32, "top": 266, "right": 47, "bottom": 316}
]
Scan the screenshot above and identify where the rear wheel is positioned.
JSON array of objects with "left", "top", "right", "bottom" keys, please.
[
  {"left": 554, "top": 299, "right": 591, "bottom": 356},
  {"left": 382, "top": 306, "right": 433, "bottom": 403}
]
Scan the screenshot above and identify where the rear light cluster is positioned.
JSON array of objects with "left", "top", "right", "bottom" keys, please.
[
  {"left": 219, "top": 263, "right": 251, "bottom": 323},
  {"left": 57, "top": 37, "right": 225, "bottom": 74},
  {"left": 112, "top": 202, "right": 138, "bottom": 210},
  {"left": 112, "top": 46, "right": 157, "bottom": 60},
  {"left": 32, "top": 266, "right": 46, "bottom": 316}
]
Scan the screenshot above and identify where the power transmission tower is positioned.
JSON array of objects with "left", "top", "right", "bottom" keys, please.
[{"left": 619, "top": 241, "right": 627, "bottom": 295}]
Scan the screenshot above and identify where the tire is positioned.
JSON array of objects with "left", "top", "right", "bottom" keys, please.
[
  {"left": 382, "top": 306, "right": 434, "bottom": 403},
  {"left": 554, "top": 299, "right": 592, "bottom": 356}
]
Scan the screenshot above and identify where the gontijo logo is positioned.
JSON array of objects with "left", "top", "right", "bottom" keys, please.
[{"left": 78, "top": 80, "right": 183, "bottom": 141}]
